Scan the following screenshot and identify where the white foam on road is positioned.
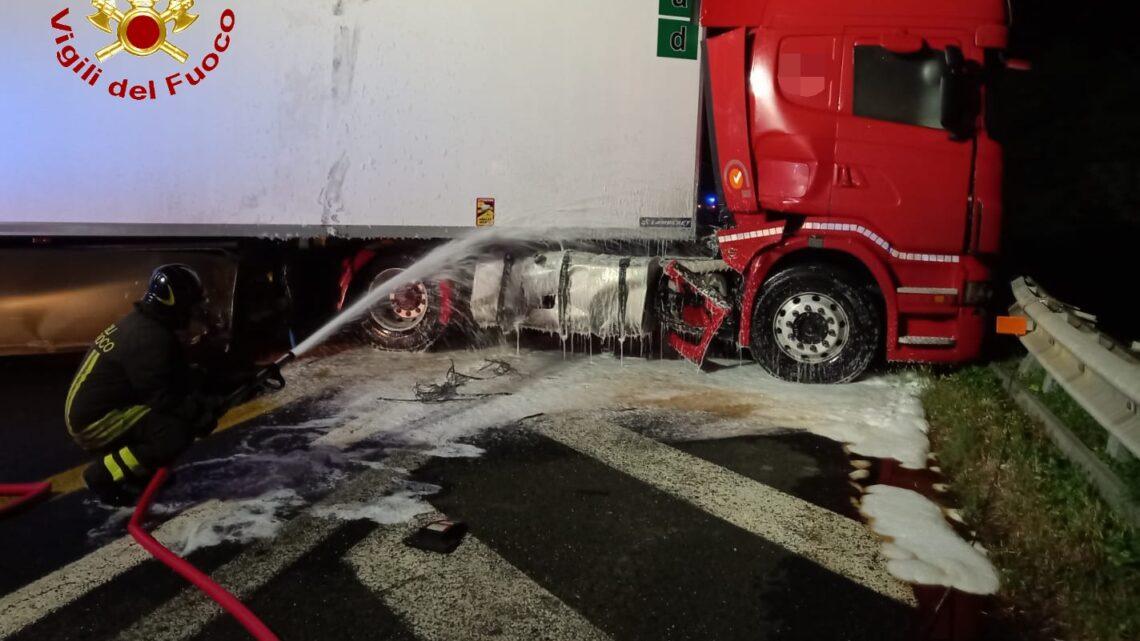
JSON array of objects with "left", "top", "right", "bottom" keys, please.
[
  {"left": 310, "top": 481, "right": 440, "bottom": 525},
  {"left": 115, "top": 453, "right": 428, "bottom": 641},
  {"left": 30, "top": 345, "right": 942, "bottom": 637},
  {"left": 130, "top": 347, "right": 934, "bottom": 572},
  {"left": 79, "top": 350, "right": 521, "bottom": 568},
  {"left": 310, "top": 494, "right": 431, "bottom": 525},
  {"left": 311, "top": 348, "right": 932, "bottom": 470},
  {"left": 114, "top": 451, "right": 430, "bottom": 638},
  {"left": 173, "top": 489, "right": 305, "bottom": 556},
  {"left": 860, "top": 485, "right": 999, "bottom": 595},
  {"left": 0, "top": 500, "right": 243, "bottom": 640}
]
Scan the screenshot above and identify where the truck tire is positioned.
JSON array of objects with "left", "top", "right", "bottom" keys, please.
[
  {"left": 750, "top": 264, "right": 881, "bottom": 384},
  {"left": 359, "top": 266, "right": 448, "bottom": 352}
]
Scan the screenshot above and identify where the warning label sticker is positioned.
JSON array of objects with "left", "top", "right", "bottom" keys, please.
[{"left": 476, "top": 198, "right": 495, "bottom": 227}]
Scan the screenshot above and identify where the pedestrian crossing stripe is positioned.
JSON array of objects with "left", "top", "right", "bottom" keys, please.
[
  {"left": 529, "top": 413, "right": 915, "bottom": 604},
  {"left": 0, "top": 501, "right": 237, "bottom": 639},
  {"left": 347, "top": 514, "right": 613, "bottom": 641},
  {"left": 1, "top": 408, "right": 917, "bottom": 640}
]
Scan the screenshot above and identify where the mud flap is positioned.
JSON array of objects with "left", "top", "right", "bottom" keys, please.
[{"left": 663, "top": 260, "right": 732, "bottom": 366}]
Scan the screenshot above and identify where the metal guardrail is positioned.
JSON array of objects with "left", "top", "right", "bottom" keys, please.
[
  {"left": 991, "top": 364, "right": 1140, "bottom": 527},
  {"left": 1009, "top": 277, "right": 1140, "bottom": 459}
]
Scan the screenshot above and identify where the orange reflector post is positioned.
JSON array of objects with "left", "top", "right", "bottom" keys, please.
[{"left": 996, "top": 315, "right": 1029, "bottom": 336}]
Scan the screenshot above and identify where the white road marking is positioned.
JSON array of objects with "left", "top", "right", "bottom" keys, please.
[
  {"left": 528, "top": 412, "right": 916, "bottom": 605},
  {"left": 117, "top": 518, "right": 339, "bottom": 641},
  {"left": 1, "top": 353, "right": 516, "bottom": 639},
  {"left": 0, "top": 501, "right": 232, "bottom": 640},
  {"left": 115, "top": 451, "right": 427, "bottom": 641},
  {"left": 346, "top": 514, "right": 613, "bottom": 641},
  {"left": 5, "top": 347, "right": 921, "bottom": 639}
]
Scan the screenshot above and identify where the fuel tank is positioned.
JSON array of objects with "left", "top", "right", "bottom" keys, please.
[{"left": 471, "top": 252, "right": 660, "bottom": 339}]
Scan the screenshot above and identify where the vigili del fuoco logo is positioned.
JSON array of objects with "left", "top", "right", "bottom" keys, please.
[{"left": 51, "top": 1, "right": 235, "bottom": 101}]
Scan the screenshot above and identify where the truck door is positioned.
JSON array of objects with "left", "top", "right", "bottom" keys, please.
[
  {"left": 747, "top": 34, "right": 842, "bottom": 217},
  {"left": 832, "top": 35, "right": 974, "bottom": 255}
]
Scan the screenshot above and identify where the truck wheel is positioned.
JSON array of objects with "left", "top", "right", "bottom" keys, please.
[
  {"left": 359, "top": 267, "right": 447, "bottom": 352},
  {"left": 750, "top": 264, "right": 881, "bottom": 384}
]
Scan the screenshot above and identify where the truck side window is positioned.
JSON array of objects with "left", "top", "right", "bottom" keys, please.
[{"left": 853, "top": 45, "right": 945, "bottom": 129}]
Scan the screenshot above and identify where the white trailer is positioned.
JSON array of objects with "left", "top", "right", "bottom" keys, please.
[
  {"left": 1, "top": 0, "right": 702, "bottom": 237},
  {"left": 0, "top": 0, "right": 707, "bottom": 355}
]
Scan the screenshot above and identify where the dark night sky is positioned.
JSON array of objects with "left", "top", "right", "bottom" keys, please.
[{"left": 999, "top": 1, "right": 1139, "bottom": 341}]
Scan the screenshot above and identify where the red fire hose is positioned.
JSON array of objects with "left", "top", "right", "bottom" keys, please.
[
  {"left": 0, "top": 482, "right": 52, "bottom": 517},
  {"left": 129, "top": 468, "right": 281, "bottom": 641}
]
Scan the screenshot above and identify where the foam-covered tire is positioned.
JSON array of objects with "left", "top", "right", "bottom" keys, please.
[
  {"left": 750, "top": 264, "right": 881, "bottom": 384},
  {"left": 358, "top": 266, "right": 448, "bottom": 352}
]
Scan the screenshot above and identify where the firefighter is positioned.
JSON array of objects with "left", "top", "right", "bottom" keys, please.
[{"left": 66, "top": 264, "right": 225, "bottom": 506}]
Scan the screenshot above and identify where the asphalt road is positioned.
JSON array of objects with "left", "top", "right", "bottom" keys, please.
[{"left": 0, "top": 345, "right": 923, "bottom": 641}]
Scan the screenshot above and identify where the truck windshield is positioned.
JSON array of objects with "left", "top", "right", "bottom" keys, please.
[{"left": 853, "top": 45, "right": 946, "bottom": 129}]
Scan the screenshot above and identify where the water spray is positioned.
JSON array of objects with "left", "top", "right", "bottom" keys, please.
[
  {"left": 222, "top": 229, "right": 524, "bottom": 406},
  {"left": 229, "top": 224, "right": 682, "bottom": 407}
]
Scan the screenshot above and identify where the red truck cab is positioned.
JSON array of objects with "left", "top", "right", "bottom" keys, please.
[{"left": 699, "top": 0, "right": 1008, "bottom": 382}]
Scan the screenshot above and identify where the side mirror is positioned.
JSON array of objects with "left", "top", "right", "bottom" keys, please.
[{"left": 941, "top": 45, "right": 980, "bottom": 141}]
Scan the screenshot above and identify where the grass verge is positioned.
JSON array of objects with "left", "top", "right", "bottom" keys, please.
[
  {"left": 922, "top": 365, "right": 1139, "bottom": 641},
  {"left": 1015, "top": 365, "right": 1140, "bottom": 501}
]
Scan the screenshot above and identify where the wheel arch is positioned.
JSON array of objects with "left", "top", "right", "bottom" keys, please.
[{"left": 737, "top": 239, "right": 898, "bottom": 353}]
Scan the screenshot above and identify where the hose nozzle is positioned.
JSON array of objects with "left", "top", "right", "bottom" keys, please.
[{"left": 223, "top": 352, "right": 296, "bottom": 410}]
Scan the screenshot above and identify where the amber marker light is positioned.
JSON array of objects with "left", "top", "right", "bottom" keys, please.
[{"left": 995, "top": 316, "right": 1030, "bottom": 336}]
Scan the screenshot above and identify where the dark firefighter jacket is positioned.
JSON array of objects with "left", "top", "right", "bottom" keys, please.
[{"left": 65, "top": 306, "right": 209, "bottom": 451}]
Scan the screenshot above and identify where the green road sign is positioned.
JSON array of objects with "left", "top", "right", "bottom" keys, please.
[
  {"left": 659, "top": 0, "right": 696, "bottom": 19},
  {"left": 657, "top": 18, "right": 697, "bottom": 60}
]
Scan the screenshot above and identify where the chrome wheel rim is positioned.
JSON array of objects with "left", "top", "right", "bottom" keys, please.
[
  {"left": 369, "top": 268, "right": 429, "bottom": 333},
  {"left": 771, "top": 292, "right": 850, "bottom": 364}
]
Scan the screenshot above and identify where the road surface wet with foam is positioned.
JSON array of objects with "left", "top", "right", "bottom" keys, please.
[{"left": 1, "top": 344, "right": 988, "bottom": 640}]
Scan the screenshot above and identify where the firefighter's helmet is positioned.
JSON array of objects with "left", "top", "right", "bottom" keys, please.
[{"left": 141, "top": 264, "right": 207, "bottom": 325}]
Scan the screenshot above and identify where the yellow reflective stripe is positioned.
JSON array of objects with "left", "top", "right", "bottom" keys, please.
[
  {"left": 64, "top": 351, "right": 101, "bottom": 434},
  {"left": 31, "top": 389, "right": 291, "bottom": 502},
  {"left": 81, "top": 411, "right": 122, "bottom": 450},
  {"left": 75, "top": 405, "right": 151, "bottom": 451},
  {"left": 118, "top": 447, "right": 146, "bottom": 476},
  {"left": 103, "top": 454, "right": 125, "bottom": 482}
]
